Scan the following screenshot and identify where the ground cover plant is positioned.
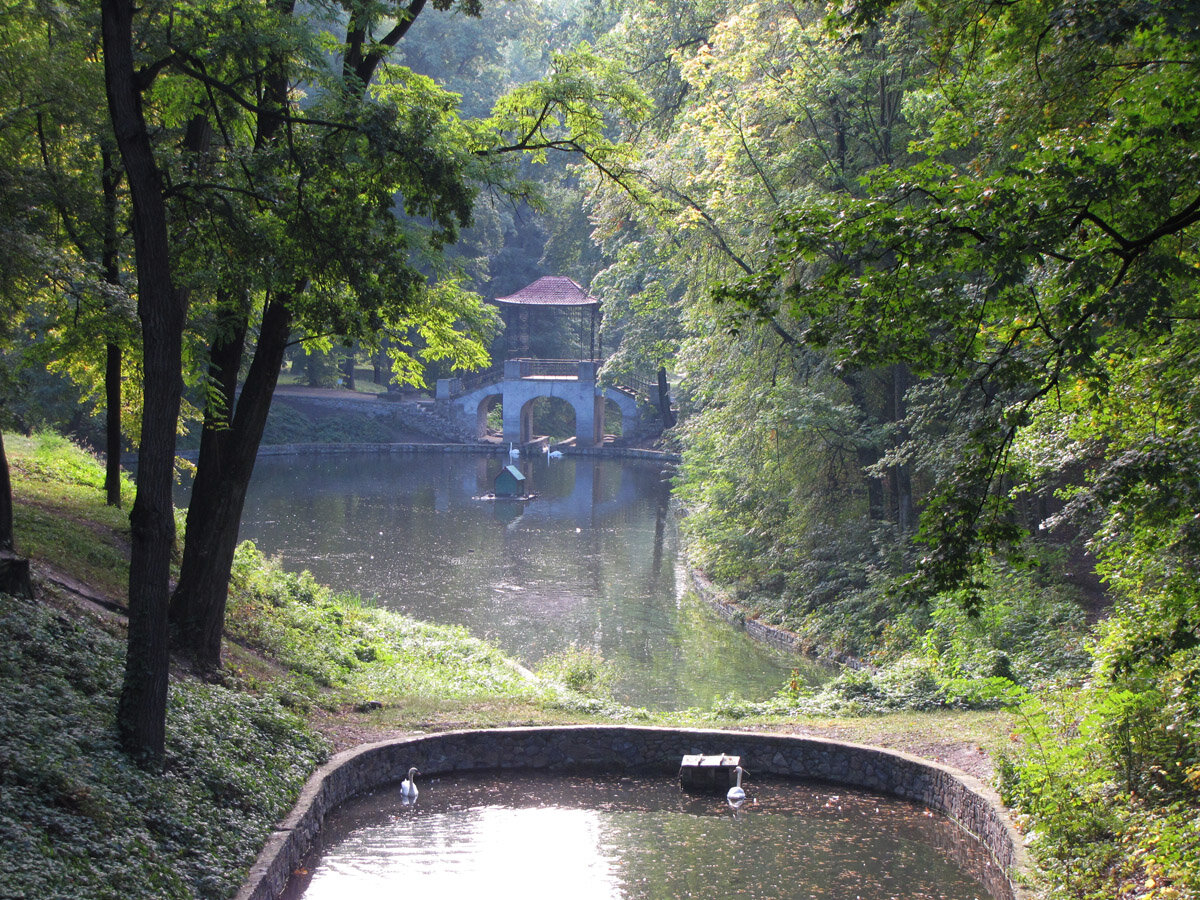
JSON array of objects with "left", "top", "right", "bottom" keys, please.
[{"left": 0, "top": 593, "right": 328, "bottom": 900}]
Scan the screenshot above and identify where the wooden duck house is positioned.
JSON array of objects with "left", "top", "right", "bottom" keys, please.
[
  {"left": 494, "top": 464, "right": 526, "bottom": 498},
  {"left": 678, "top": 753, "right": 741, "bottom": 791}
]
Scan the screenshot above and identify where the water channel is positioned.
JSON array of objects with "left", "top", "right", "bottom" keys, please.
[
  {"left": 222, "top": 451, "right": 821, "bottom": 709},
  {"left": 227, "top": 452, "right": 1012, "bottom": 900},
  {"left": 281, "top": 772, "right": 1012, "bottom": 900}
]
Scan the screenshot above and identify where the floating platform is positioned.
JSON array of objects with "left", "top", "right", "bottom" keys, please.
[{"left": 678, "top": 754, "right": 741, "bottom": 792}]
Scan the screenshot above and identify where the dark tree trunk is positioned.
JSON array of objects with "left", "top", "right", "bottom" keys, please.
[
  {"left": 105, "top": 343, "right": 122, "bottom": 507},
  {"left": 169, "top": 0, "right": 300, "bottom": 669},
  {"left": 890, "top": 364, "right": 914, "bottom": 532},
  {"left": 0, "top": 433, "right": 15, "bottom": 553},
  {"left": 657, "top": 367, "right": 676, "bottom": 428},
  {"left": 103, "top": 0, "right": 186, "bottom": 768},
  {"left": 170, "top": 298, "right": 293, "bottom": 667},
  {"left": 105, "top": 348, "right": 123, "bottom": 508},
  {"left": 102, "top": 150, "right": 123, "bottom": 508},
  {"left": 373, "top": 343, "right": 386, "bottom": 385},
  {"left": 0, "top": 435, "right": 32, "bottom": 599},
  {"left": 342, "top": 346, "right": 357, "bottom": 391},
  {"left": 842, "top": 371, "right": 887, "bottom": 522}
]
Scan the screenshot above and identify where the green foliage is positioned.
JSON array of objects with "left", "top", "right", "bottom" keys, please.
[
  {"left": 0, "top": 594, "right": 327, "bottom": 900},
  {"left": 916, "top": 556, "right": 1092, "bottom": 686},
  {"left": 226, "top": 542, "right": 544, "bottom": 705},
  {"left": 254, "top": 404, "right": 395, "bottom": 447},
  {"left": 1000, "top": 680, "right": 1200, "bottom": 899},
  {"left": 8, "top": 432, "right": 134, "bottom": 594},
  {"left": 227, "top": 544, "right": 390, "bottom": 691},
  {"left": 536, "top": 644, "right": 615, "bottom": 698},
  {"left": 717, "top": 0, "right": 1200, "bottom": 600}
]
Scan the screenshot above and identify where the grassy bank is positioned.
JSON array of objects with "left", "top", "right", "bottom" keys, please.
[{"left": 2, "top": 432, "right": 1019, "bottom": 899}]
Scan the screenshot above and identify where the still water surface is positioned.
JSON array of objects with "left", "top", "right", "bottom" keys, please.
[
  {"left": 226, "top": 451, "right": 819, "bottom": 709},
  {"left": 282, "top": 773, "right": 1011, "bottom": 900}
]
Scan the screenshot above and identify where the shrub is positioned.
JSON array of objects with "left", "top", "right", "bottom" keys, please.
[{"left": 536, "top": 644, "right": 615, "bottom": 698}]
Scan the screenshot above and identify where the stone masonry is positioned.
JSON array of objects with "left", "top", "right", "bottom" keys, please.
[{"left": 235, "top": 725, "right": 1031, "bottom": 900}]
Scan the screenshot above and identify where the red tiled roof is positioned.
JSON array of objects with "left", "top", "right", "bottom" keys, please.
[{"left": 494, "top": 276, "right": 599, "bottom": 306}]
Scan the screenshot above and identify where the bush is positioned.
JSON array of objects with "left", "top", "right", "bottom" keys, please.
[{"left": 536, "top": 644, "right": 615, "bottom": 698}]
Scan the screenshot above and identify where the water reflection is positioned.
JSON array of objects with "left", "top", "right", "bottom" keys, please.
[
  {"left": 219, "top": 452, "right": 825, "bottom": 709},
  {"left": 283, "top": 773, "right": 1011, "bottom": 900}
]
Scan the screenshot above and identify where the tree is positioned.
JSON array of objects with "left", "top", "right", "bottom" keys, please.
[
  {"left": 567, "top": 0, "right": 926, "bottom": 621},
  {"left": 162, "top": 0, "right": 494, "bottom": 667},
  {"left": 723, "top": 0, "right": 1200, "bottom": 604},
  {"left": 101, "top": 0, "right": 189, "bottom": 765}
]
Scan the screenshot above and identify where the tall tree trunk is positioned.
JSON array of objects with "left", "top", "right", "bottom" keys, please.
[
  {"left": 373, "top": 342, "right": 386, "bottom": 385},
  {"left": 657, "top": 366, "right": 676, "bottom": 428},
  {"left": 0, "top": 433, "right": 32, "bottom": 599},
  {"left": 842, "top": 371, "right": 886, "bottom": 522},
  {"left": 342, "top": 345, "right": 357, "bottom": 391},
  {"left": 102, "top": 151, "right": 123, "bottom": 508},
  {"left": 169, "top": 0, "right": 296, "bottom": 668},
  {"left": 105, "top": 343, "right": 122, "bottom": 507},
  {"left": 890, "top": 363, "right": 914, "bottom": 532},
  {"left": 102, "top": 0, "right": 186, "bottom": 768},
  {"left": 0, "top": 433, "right": 14, "bottom": 553},
  {"left": 170, "top": 298, "right": 293, "bottom": 666}
]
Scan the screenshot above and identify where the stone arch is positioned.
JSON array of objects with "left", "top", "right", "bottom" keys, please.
[
  {"left": 601, "top": 387, "right": 640, "bottom": 439},
  {"left": 474, "top": 393, "right": 502, "bottom": 439},
  {"left": 518, "top": 395, "right": 578, "bottom": 444}
]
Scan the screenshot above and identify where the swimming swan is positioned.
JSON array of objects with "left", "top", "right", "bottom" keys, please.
[
  {"left": 727, "top": 766, "right": 746, "bottom": 803},
  {"left": 401, "top": 767, "right": 420, "bottom": 801}
]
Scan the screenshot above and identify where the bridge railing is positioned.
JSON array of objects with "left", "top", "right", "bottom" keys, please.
[
  {"left": 514, "top": 358, "right": 598, "bottom": 378},
  {"left": 621, "top": 373, "right": 657, "bottom": 400},
  {"left": 454, "top": 364, "right": 503, "bottom": 393},
  {"left": 436, "top": 359, "right": 659, "bottom": 401}
]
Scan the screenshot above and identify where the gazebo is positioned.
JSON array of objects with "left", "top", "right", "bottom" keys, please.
[{"left": 494, "top": 276, "right": 599, "bottom": 361}]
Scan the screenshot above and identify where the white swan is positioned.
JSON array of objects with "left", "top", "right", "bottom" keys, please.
[
  {"left": 508, "top": 442, "right": 520, "bottom": 459},
  {"left": 727, "top": 766, "right": 746, "bottom": 803},
  {"left": 401, "top": 767, "right": 420, "bottom": 801}
]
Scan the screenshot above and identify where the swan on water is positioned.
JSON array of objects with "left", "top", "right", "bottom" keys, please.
[
  {"left": 727, "top": 766, "right": 746, "bottom": 804},
  {"left": 545, "top": 446, "right": 563, "bottom": 459},
  {"left": 508, "top": 442, "right": 520, "bottom": 458},
  {"left": 401, "top": 767, "right": 420, "bottom": 801}
]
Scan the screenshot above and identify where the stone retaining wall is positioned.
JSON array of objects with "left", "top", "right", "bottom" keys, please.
[
  {"left": 688, "top": 570, "right": 865, "bottom": 670},
  {"left": 235, "top": 726, "right": 1030, "bottom": 900}
]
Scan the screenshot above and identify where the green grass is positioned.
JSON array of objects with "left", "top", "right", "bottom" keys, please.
[{"left": 8, "top": 432, "right": 135, "bottom": 597}]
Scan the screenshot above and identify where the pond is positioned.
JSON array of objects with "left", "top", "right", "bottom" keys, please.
[
  {"left": 222, "top": 451, "right": 821, "bottom": 709},
  {"left": 281, "top": 772, "right": 1013, "bottom": 900}
]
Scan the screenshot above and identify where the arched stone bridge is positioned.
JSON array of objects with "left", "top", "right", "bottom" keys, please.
[{"left": 436, "top": 359, "right": 643, "bottom": 447}]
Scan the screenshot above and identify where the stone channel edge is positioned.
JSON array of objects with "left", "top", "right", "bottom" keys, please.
[{"left": 234, "top": 725, "right": 1032, "bottom": 900}]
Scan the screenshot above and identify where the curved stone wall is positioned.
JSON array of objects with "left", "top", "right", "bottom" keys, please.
[{"left": 235, "top": 726, "right": 1030, "bottom": 900}]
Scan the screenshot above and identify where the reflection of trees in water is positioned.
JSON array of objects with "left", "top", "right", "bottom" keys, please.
[{"left": 228, "top": 452, "right": 797, "bottom": 710}]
